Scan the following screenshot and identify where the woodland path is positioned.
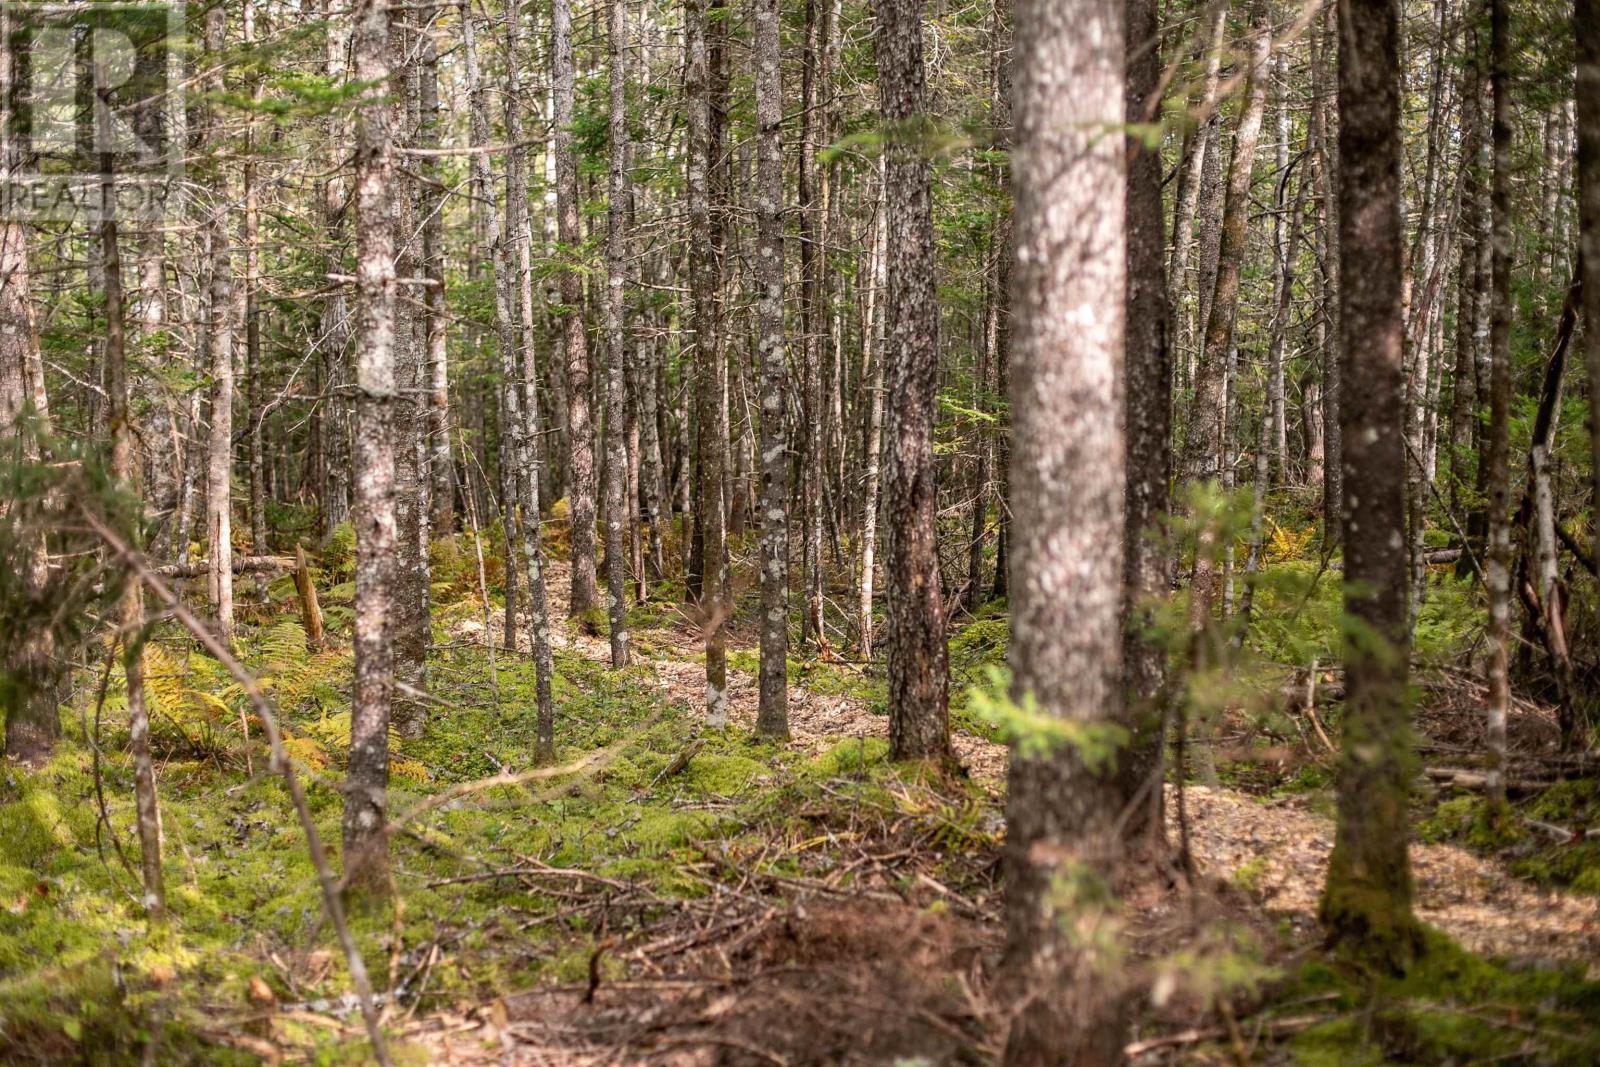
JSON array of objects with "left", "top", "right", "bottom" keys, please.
[{"left": 417, "top": 560, "right": 1600, "bottom": 1063}]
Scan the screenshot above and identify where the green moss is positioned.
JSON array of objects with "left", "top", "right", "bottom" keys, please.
[
  {"left": 681, "top": 752, "right": 768, "bottom": 796},
  {"left": 805, "top": 737, "right": 890, "bottom": 781},
  {"left": 1232, "top": 856, "right": 1268, "bottom": 895},
  {"left": 1284, "top": 929, "right": 1600, "bottom": 1066}
]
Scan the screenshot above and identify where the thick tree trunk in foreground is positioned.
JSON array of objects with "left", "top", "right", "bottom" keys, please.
[
  {"left": 1319, "top": 0, "right": 1422, "bottom": 970},
  {"left": 1002, "top": 0, "right": 1129, "bottom": 1055},
  {"left": 343, "top": 0, "right": 399, "bottom": 897},
  {"left": 876, "top": 0, "right": 950, "bottom": 763},
  {"left": 754, "top": 0, "right": 790, "bottom": 737}
]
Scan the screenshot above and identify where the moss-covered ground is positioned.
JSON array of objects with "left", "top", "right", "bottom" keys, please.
[{"left": 4, "top": 538, "right": 1599, "bottom": 1064}]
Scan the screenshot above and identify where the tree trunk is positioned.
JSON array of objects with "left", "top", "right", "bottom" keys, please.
[
  {"left": 1002, "top": 0, "right": 1130, "bottom": 1054},
  {"left": 876, "top": 0, "right": 950, "bottom": 763},
  {"left": 1578, "top": 0, "right": 1600, "bottom": 586},
  {"left": 100, "top": 189, "right": 166, "bottom": 919},
  {"left": 1314, "top": 13, "right": 1343, "bottom": 541},
  {"left": 1180, "top": 2, "right": 1270, "bottom": 629},
  {"left": 1319, "top": 0, "right": 1422, "bottom": 971},
  {"left": 204, "top": 6, "right": 236, "bottom": 649},
  {"left": 1484, "top": 0, "right": 1513, "bottom": 811},
  {"left": 421, "top": 26, "right": 453, "bottom": 536},
  {"left": 343, "top": 0, "right": 400, "bottom": 898},
  {"left": 754, "top": 0, "right": 790, "bottom": 736},
  {"left": 603, "top": 0, "right": 631, "bottom": 667},
  {"left": 1449, "top": 49, "right": 1484, "bottom": 522},
  {"left": 800, "top": 0, "right": 829, "bottom": 655},
  {"left": 554, "top": 0, "right": 598, "bottom": 620},
  {"left": 0, "top": 205, "right": 62, "bottom": 763},
  {"left": 1121, "top": 0, "right": 1169, "bottom": 847},
  {"left": 858, "top": 167, "right": 887, "bottom": 658},
  {"left": 687, "top": 0, "right": 729, "bottom": 727}
]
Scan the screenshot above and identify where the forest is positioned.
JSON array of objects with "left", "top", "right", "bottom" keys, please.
[{"left": 2, "top": 0, "right": 1600, "bottom": 1060}]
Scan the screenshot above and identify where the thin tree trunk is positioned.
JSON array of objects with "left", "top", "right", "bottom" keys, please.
[
  {"left": 1314, "top": 13, "right": 1343, "bottom": 540},
  {"left": 858, "top": 168, "right": 887, "bottom": 659},
  {"left": 1181, "top": 2, "right": 1270, "bottom": 631},
  {"left": 100, "top": 177, "right": 165, "bottom": 918},
  {"left": 554, "top": 0, "right": 598, "bottom": 621},
  {"left": 204, "top": 5, "right": 235, "bottom": 649},
  {"left": 754, "top": 0, "right": 790, "bottom": 736},
  {"left": 800, "top": 0, "right": 829, "bottom": 655},
  {"left": 602, "top": 0, "right": 631, "bottom": 667},
  {"left": 244, "top": 0, "right": 268, "bottom": 605},
  {"left": 422, "top": 25, "right": 453, "bottom": 535},
  {"left": 687, "top": 0, "right": 729, "bottom": 727},
  {"left": 1578, "top": 0, "right": 1600, "bottom": 588},
  {"left": 1484, "top": 0, "right": 1513, "bottom": 813},
  {"left": 1121, "top": 0, "right": 1169, "bottom": 847}
]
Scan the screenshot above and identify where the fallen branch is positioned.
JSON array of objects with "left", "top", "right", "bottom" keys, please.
[
  {"left": 1422, "top": 766, "right": 1550, "bottom": 797},
  {"left": 1126, "top": 1014, "right": 1329, "bottom": 1058}
]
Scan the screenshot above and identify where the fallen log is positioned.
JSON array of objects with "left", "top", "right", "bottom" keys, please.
[
  {"left": 1328, "top": 548, "right": 1460, "bottom": 572},
  {"left": 156, "top": 555, "right": 296, "bottom": 578},
  {"left": 1422, "top": 766, "right": 1550, "bottom": 797}
]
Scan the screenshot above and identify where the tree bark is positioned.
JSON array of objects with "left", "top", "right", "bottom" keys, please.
[
  {"left": 554, "top": 0, "right": 599, "bottom": 621},
  {"left": 876, "top": 0, "right": 950, "bottom": 763},
  {"left": 687, "top": 0, "right": 729, "bottom": 727},
  {"left": 1121, "top": 0, "right": 1169, "bottom": 846},
  {"left": 603, "top": 0, "right": 632, "bottom": 667},
  {"left": 343, "top": 0, "right": 400, "bottom": 897},
  {"left": 1319, "top": 0, "right": 1422, "bottom": 970},
  {"left": 1180, "top": 2, "right": 1270, "bottom": 630},
  {"left": 754, "top": 0, "right": 790, "bottom": 736},
  {"left": 204, "top": 5, "right": 236, "bottom": 649},
  {"left": 100, "top": 173, "right": 166, "bottom": 917},
  {"left": 1002, "top": 0, "right": 1129, "bottom": 1054},
  {"left": 1484, "top": 0, "right": 1513, "bottom": 811},
  {"left": 1578, "top": 0, "right": 1600, "bottom": 586}
]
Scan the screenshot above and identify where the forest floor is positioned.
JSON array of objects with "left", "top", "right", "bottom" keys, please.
[{"left": 3, "top": 543, "right": 1600, "bottom": 1064}]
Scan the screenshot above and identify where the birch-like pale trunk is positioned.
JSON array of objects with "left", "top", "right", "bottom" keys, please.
[{"left": 857, "top": 168, "right": 887, "bottom": 660}]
